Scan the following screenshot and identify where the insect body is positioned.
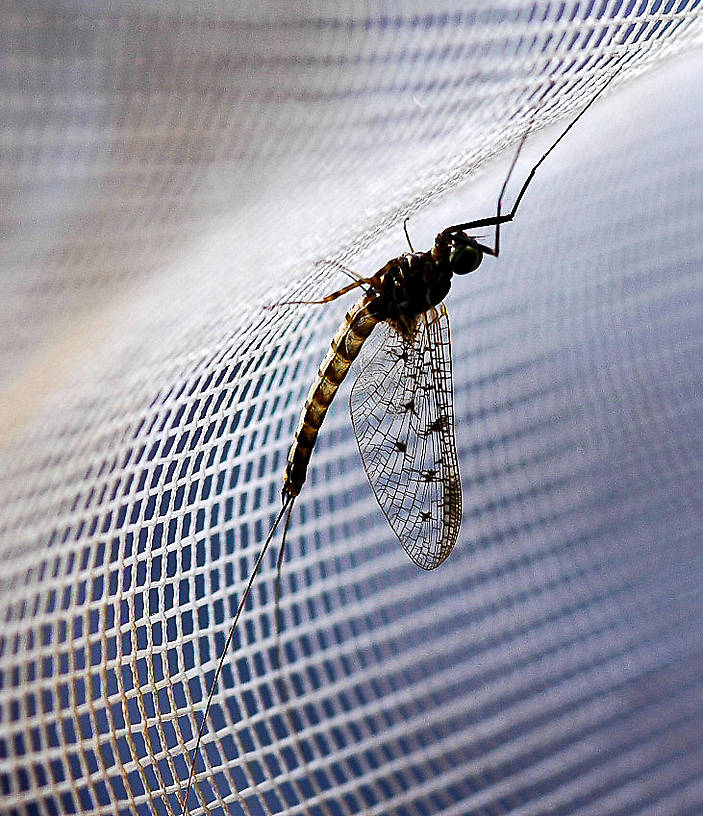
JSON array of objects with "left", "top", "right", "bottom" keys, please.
[
  {"left": 284, "top": 227, "right": 486, "bottom": 567},
  {"left": 181, "top": 73, "right": 618, "bottom": 812}
]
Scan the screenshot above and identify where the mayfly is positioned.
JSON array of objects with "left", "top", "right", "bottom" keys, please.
[{"left": 181, "top": 73, "right": 617, "bottom": 811}]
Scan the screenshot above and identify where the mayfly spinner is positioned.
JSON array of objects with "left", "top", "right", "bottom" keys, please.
[{"left": 182, "top": 73, "right": 618, "bottom": 811}]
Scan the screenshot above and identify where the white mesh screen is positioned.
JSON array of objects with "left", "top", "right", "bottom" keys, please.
[{"left": 1, "top": 4, "right": 703, "bottom": 816}]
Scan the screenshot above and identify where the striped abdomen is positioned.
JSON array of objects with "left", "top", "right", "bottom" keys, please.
[{"left": 284, "top": 293, "right": 381, "bottom": 499}]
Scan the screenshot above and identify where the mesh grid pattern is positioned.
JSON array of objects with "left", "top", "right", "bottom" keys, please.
[{"left": 1, "top": 4, "right": 703, "bottom": 815}]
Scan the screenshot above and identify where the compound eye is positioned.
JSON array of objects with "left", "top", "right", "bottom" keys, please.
[{"left": 451, "top": 244, "right": 483, "bottom": 275}]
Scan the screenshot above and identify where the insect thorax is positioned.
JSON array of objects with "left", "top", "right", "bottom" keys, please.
[{"left": 380, "top": 252, "right": 452, "bottom": 336}]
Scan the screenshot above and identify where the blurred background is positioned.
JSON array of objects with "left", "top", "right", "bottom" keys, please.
[{"left": 1, "top": 3, "right": 703, "bottom": 815}]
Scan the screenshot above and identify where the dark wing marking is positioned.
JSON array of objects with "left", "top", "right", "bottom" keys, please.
[{"left": 350, "top": 304, "right": 462, "bottom": 570}]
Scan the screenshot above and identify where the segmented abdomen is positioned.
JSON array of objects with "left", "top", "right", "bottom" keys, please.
[{"left": 284, "top": 294, "right": 381, "bottom": 498}]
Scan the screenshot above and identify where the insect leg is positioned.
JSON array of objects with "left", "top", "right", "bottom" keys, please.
[
  {"left": 403, "top": 218, "right": 415, "bottom": 252},
  {"left": 314, "top": 258, "right": 366, "bottom": 282},
  {"left": 442, "top": 70, "right": 620, "bottom": 257},
  {"left": 268, "top": 277, "right": 375, "bottom": 307}
]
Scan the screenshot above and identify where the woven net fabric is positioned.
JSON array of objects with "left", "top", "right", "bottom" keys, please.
[{"left": 2, "top": 3, "right": 703, "bottom": 815}]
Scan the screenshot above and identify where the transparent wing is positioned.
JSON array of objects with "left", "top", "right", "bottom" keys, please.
[{"left": 350, "top": 304, "right": 462, "bottom": 570}]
